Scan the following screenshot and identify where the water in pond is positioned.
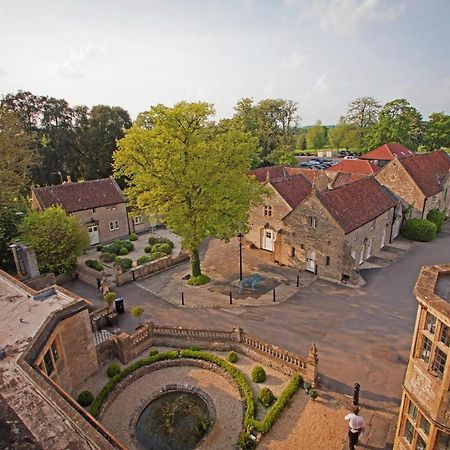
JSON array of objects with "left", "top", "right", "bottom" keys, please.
[{"left": 135, "top": 391, "right": 211, "bottom": 450}]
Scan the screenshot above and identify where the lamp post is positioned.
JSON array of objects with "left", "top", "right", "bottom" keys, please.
[{"left": 237, "top": 232, "right": 243, "bottom": 281}]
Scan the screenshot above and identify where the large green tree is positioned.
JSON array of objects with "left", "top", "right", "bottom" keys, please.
[
  {"left": 328, "top": 117, "right": 360, "bottom": 150},
  {"left": 113, "top": 102, "right": 267, "bottom": 280},
  {"left": 0, "top": 108, "right": 36, "bottom": 207},
  {"left": 306, "top": 121, "right": 327, "bottom": 149},
  {"left": 424, "top": 112, "right": 450, "bottom": 151},
  {"left": 364, "top": 99, "right": 423, "bottom": 151},
  {"left": 19, "top": 206, "right": 90, "bottom": 274}
]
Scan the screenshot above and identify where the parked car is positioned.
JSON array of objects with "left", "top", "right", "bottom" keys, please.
[{"left": 343, "top": 155, "right": 357, "bottom": 160}]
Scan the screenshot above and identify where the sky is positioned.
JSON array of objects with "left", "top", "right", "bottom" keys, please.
[{"left": 0, "top": 0, "right": 449, "bottom": 125}]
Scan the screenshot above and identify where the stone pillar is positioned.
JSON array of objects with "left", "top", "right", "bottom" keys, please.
[
  {"left": 306, "top": 343, "right": 319, "bottom": 387},
  {"left": 232, "top": 327, "right": 243, "bottom": 343},
  {"left": 115, "top": 333, "right": 132, "bottom": 364}
]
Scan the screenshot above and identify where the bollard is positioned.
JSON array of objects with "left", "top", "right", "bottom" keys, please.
[
  {"left": 296, "top": 275, "right": 300, "bottom": 287},
  {"left": 229, "top": 291, "right": 233, "bottom": 305},
  {"left": 181, "top": 292, "right": 185, "bottom": 306},
  {"left": 273, "top": 288, "right": 276, "bottom": 302},
  {"left": 353, "top": 383, "right": 360, "bottom": 406}
]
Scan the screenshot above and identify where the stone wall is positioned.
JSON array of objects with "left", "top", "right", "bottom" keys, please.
[
  {"left": 26, "top": 273, "right": 56, "bottom": 291},
  {"left": 76, "top": 262, "right": 103, "bottom": 288},
  {"left": 96, "top": 338, "right": 118, "bottom": 365}
]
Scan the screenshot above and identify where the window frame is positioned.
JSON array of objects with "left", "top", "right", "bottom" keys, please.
[{"left": 309, "top": 216, "right": 317, "bottom": 229}]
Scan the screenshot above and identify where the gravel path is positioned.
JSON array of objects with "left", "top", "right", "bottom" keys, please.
[{"left": 101, "top": 365, "right": 243, "bottom": 450}]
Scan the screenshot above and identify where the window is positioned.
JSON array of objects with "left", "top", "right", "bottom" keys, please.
[
  {"left": 133, "top": 215, "right": 143, "bottom": 225},
  {"left": 408, "top": 401, "right": 417, "bottom": 420},
  {"left": 107, "top": 205, "right": 117, "bottom": 211},
  {"left": 92, "top": 208, "right": 96, "bottom": 214},
  {"left": 309, "top": 216, "right": 317, "bottom": 229},
  {"left": 43, "top": 349, "right": 55, "bottom": 375},
  {"left": 326, "top": 256, "right": 330, "bottom": 266},
  {"left": 370, "top": 219, "right": 376, "bottom": 230},
  {"left": 51, "top": 341, "right": 59, "bottom": 362},
  {"left": 300, "top": 244, "right": 304, "bottom": 250},
  {"left": 433, "top": 347, "right": 447, "bottom": 379},
  {"left": 403, "top": 399, "right": 430, "bottom": 449},
  {"left": 109, "top": 220, "right": 119, "bottom": 231},
  {"left": 416, "top": 434, "right": 426, "bottom": 450},
  {"left": 425, "top": 312, "right": 437, "bottom": 334},
  {"left": 291, "top": 247, "right": 295, "bottom": 257},
  {"left": 419, "top": 416, "right": 430, "bottom": 435},
  {"left": 264, "top": 205, "right": 272, "bottom": 216},
  {"left": 440, "top": 325, "right": 450, "bottom": 347},
  {"left": 404, "top": 420, "right": 414, "bottom": 444},
  {"left": 437, "top": 430, "right": 450, "bottom": 449},
  {"left": 420, "top": 337, "right": 432, "bottom": 363}
]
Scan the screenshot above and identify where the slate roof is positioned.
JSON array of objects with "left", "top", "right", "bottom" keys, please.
[
  {"left": 317, "top": 177, "right": 398, "bottom": 234},
  {"left": 328, "top": 171, "right": 367, "bottom": 188},
  {"left": 327, "top": 160, "right": 380, "bottom": 175},
  {"left": 270, "top": 173, "right": 313, "bottom": 208},
  {"left": 398, "top": 150, "right": 450, "bottom": 197},
  {"left": 360, "top": 143, "right": 414, "bottom": 161},
  {"left": 32, "top": 178, "right": 126, "bottom": 213}
]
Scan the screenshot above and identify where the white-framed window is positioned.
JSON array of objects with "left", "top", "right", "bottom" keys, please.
[
  {"left": 133, "top": 215, "right": 143, "bottom": 225},
  {"left": 92, "top": 208, "right": 96, "bottom": 214},
  {"left": 309, "top": 216, "right": 317, "bottom": 229},
  {"left": 107, "top": 205, "right": 117, "bottom": 211},
  {"left": 264, "top": 205, "right": 272, "bottom": 216},
  {"left": 109, "top": 220, "right": 119, "bottom": 231},
  {"left": 370, "top": 219, "right": 376, "bottom": 230}
]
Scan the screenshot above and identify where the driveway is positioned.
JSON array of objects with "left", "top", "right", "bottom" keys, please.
[{"left": 65, "top": 225, "right": 450, "bottom": 415}]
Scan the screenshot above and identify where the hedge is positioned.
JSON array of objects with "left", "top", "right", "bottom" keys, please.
[
  {"left": 427, "top": 209, "right": 446, "bottom": 232},
  {"left": 78, "top": 390, "right": 94, "bottom": 407},
  {"left": 100, "top": 252, "right": 116, "bottom": 263},
  {"left": 129, "top": 233, "right": 138, "bottom": 241},
  {"left": 106, "top": 363, "right": 121, "bottom": 378},
  {"left": 85, "top": 259, "right": 103, "bottom": 271},
  {"left": 137, "top": 255, "right": 152, "bottom": 266},
  {"left": 121, "top": 240, "right": 135, "bottom": 252},
  {"left": 402, "top": 218, "right": 437, "bottom": 242},
  {"left": 258, "top": 387, "right": 275, "bottom": 407},
  {"left": 152, "top": 242, "right": 172, "bottom": 255},
  {"left": 115, "top": 258, "right": 132, "bottom": 270},
  {"left": 251, "top": 366, "right": 266, "bottom": 383},
  {"left": 227, "top": 351, "right": 238, "bottom": 363}
]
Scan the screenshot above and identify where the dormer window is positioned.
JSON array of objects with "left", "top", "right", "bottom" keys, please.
[{"left": 264, "top": 205, "right": 272, "bottom": 216}]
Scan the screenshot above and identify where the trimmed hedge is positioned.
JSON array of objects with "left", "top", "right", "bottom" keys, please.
[
  {"left": 121, "top": 240, "right": 135, "bottom": 252},
  {"left": 308, "top": 389, "right": 318, "bottom": 400},
  {"left": 251, "top": 366, "right": 266, "bottom": 383},
  {"left": 115, "top": 258, "right": 132, "bottom": 270},
  {"left": 152, "top": 242, "right": 172, "bottom": 255},
  {"left": 129, "top": 233, "right": 138, "bottom": 241},
  {"left": 103, "top": 242, "right": 122, "bottom": 255},
  {"left": 119, "top": 247, "right": 129, "bottom": 255},
  {"left": 150, "top": 251, "right": 166, "bottom": 261},
  {"left": 187, "top": 274, "right": 210, "bottom": 286},
  {"left": 137, "top": 255, "right": 152, "bottom": 265},
  {"left": 106, "top": 363, "right": 121, "bottom": 378},
  {"left": 144, "top": 245, "right": 153, "bottom": 254},
  {"left": 96, "top": 244, "right": 103, "bottom": 252},
  {"left": 77, "top": 390, "right": 94, "bottom": 407},
  {"left": 149, "top": 349, "right": 159, "bottom": 357},
  {"left": 402, "top": 218, "right": 437, "bottom": 242},
  {"left": 427, "top": 209, "right": 446, "bottom": 232},
  {"left": 85, "top": 259, "right": 103, "bottom": 271},
  {"left": 258, "top": 387, "right": 275, "bottom": 407},
  {"left": 148, "top": 236, "right": 159, "bottom": 245},
  {"left": 100, "top": 252, "right": 116, "bottom": 263},
  {"left": 227, "top": 351, "right": 238, "bottom": 363}
]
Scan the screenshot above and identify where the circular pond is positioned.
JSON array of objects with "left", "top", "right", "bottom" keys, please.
[{"left": 135, "top": 391, "right": 212, "bottom": 450}]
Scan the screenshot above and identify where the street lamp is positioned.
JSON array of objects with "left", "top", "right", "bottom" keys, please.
[{"left": 237, "top": 232, "right": 244, "bottom": 281}]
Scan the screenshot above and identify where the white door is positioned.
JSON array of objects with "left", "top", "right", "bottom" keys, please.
[
  {"left": 381, "top": 228, "right": 386, "bottom": 248},
  {"left": 366, "top": 239, "right": 372, "bottom": 259},
  {"left": 261, "top": 229, "right": 275, "bottom": 251},
  {"left": 392, "top": 217, "right": 401, "bottom": 239},
  {"left": 306, "top": 250, "right": 316, "bottom": 273},
  {"left": 359, "top": 247, "right": 365, "bottom": 264},
  {"left": 87, "top": 224, "right": 100, "bottom": 245}
]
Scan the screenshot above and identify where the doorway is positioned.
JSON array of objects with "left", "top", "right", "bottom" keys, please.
[
  {"left": 306, "top": 250, "right": 316, "bottom": 273},
  {"left": 87, "top": 224, "right": 100, "bottom": 245},
  {"left": 261, "top": 228, "right": 276, "bottom": 251}
]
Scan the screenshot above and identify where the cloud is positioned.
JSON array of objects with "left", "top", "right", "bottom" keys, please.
[
  {"left": 279, "top": 50, "right": 308, "bottom": 71},
  {"left": 291, "top": 0, "right": 406, "bottom": 35},
  {"left": 313, "top": 74, "right": 331, "bottom": 92},
  {"left": 54, "top": 44, "right": 107, "bottom": 79},
  {"left": 0, "top": 67, "right": 6, "bottom": 77}
]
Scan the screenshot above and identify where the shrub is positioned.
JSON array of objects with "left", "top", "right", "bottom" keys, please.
[
  {"left": 308, "top": 389, "right": 318, "bottom": 400},
  {"left": 119, "top": 247, "right": 128, "bottom": 255},
  {"left": 77, "top": 390, "right": 94, "bottom": 407},
  {"left": 104, "top": 242, "right": 122, "bottom": 255},
  {"left": 227, "top": 351, "right": 238, "bottom": 363},
  {"left": 152, "top": 242, "right": 172, "bottom": 255},
  {"left": 117, "top": 258, "right": 132, "bottom": 270},
  {"left": 106, "top": 362, "right": 121, "bottom": 378},
  {"left": 427, "top": 209, "right": 446, "bottom": 232},
  {"left": 258, "top": 387, "right": 275, "bottom": 407},
  {"left": 150, "top": 251, "right": 166, "bottom": 261},
  {"left": 187, "top": 274, "right": 210, "bottom": 286},
  {"left": 104, "top": 292, "right": 117, "bottom": 311},
  {"left": 164, "top": 239, "right": 174, "bottom": 248},
  {"left": 303, "top": 381, "right": 311, "bottom": 390},
  {"left": 190, "top": 345, "right": 200, "bottom": 351},
  {"left": 115, "top": 256, "right": 122, "bottom": 264},
  {"left": 148, "top": 236, "right": 159, "bottom": 245},
  {"left": 85, "top": 259, "right": 103, "bottom": 271},
  {"left": 402, "top": 218, "right": 437, "bottom": 242},
  {"left": 129, "top": 233, "right": 138, "bottom": 241},
  {"left": 96, "top": 244, "right": 103, "bottom": 252},
  {"left": 251, "top": 366, "right": 266, "bottom": 383},
  {"left": 137, "top": 255, "right": 152, "bottom": 265},
  {"left": 100, "top": 252, "right": 116, "bottom": 263},
  {"left": 149, "top": 349, "right": 159, "bottom": 357},
  {"left": 121, "top": 240, "right": 134, "bottom": 252},
  {"left": 144, "top": 245, "right": 153, "bottom": 253}
]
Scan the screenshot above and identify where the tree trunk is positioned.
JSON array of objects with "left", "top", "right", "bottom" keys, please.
[{"left": 190, "top": 248, "right": 201, "bottom": 277}]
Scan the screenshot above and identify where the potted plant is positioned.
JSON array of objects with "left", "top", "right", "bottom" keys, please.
[
  {"left": 131, "top": 306, "right": 144, "bottom": 329},
  {"left": 104, "top": 292, "right": 119, "bottom": 326}
]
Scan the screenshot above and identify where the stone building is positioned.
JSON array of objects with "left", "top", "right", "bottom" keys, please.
[
  {"left": 248, "top": 166, "right": 400, "bottom": 284},
  {"left": 31, "top": 177, "right": 130, "bottom": 245},
  {"left": 360, "top": 142, "right": 415, "bottom": 167},
  {"left": 394, "top": 264, "right": 450, "bottom": 450},
  {"left": 375, "top": 150, "right": 450, "bottom": 218}
]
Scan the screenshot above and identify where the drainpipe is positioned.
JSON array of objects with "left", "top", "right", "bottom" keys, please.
[{"left": 421, "top": 197, "right": 427, "bottom": 219}]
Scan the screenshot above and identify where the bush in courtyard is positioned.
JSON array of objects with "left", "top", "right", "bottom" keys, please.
[
  {"left": 121, "top": 240, "right": 134, "bottom": 252},
  {"left": 107, "top": 362, "right": 121, "bottom": 378},
  {"left": 251, "top": 366, "right": 266, "bottom": 383},
  {"left": 152, "top": 242, "right": 172, "bottom": 255},
  {"left": 137, "top": 255, "right": 152, "bottom": 265},
  {"left": 116, "top": 258, "right": 132, "bottom": 270},
  {"left": 258, "top": 387, "right": 275, "bottom": 407},
  {"left": 129, "top": 233, "right": 138, "bottom": 241},
  {"left": 190, "top": 345, "right": 200, "bottom": 351},
  {"left": 308, "top": 389, "right": 318, "bottom": 400},
  {"left": 77, "top": 390, "right": 94, "bottom": 407},
  {"left": 227, "top": 351, "right": 238, "bottom": 363},
  {"left": 149, "top": 349, "right": 159, "bottom": 357},
  {"left": 119, "top": 247, "right": 128, "bottom": 255},
  {"left": 427, "top": 209, "right": 446, "bottom": 232},
  {"left": 85, "top": 259, "right": 103, "bottom": 271},
  {"left": 148, "top": 236, "right": 159, "bottom": 245},
  {"left": 144, "top": 245, "right": 153, "bottom": 253},
  {"left": 104, "top": 292, "right": 117, "bottom": 312},
  {"left": 150, "top": 251, "right": 166, "bottom": 261},
  {"left": 100, "top": 252, "right": 116, "bottom": 263},
  {"left": 303, "top": 381, "right": 311, "bottom": 390},
  {"left": 114, "top": 256, "right": 122, "bottom": 264},
  {"left": 187, "top": 274, "right": 210, "bottom": 286},
  {"left": 96, "top": 244, "right": 103, "bottom": 252},
  {"left": 402, "top": 218, "right": 437, "bottom": 242},
  {"left": 104, "top": 241, "right": 122, "bottom": 255},
  {"left": 157, "top": 237, "right": 174, "bottom": 248}
]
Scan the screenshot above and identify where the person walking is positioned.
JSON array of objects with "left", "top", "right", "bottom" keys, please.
[
  {"left": 345, "top": 406, "right": 365, "bottom": 450},
  {"left": 96, "top": 277, "right": 101, "bottom": 291}
]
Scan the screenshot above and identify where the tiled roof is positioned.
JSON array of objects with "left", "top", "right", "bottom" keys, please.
[
  {"left": 318, "top": 177, "right": 397, "bottom": 234},
  {"left": 32, "top": 178, "right": 126, "bottom": 213},
  {"left": 399, "top": 150, "right": 450, "bottom": 197},
  {"left": 360, "top": 143, "right": 414, "bottom": 161},
  {"left": 270, "top": 173, "right": 313, "bottom": 208},
  {"left": 327, "top": 160, "right": 380, "bottom": 175},
  {"left": 328, "top": 171, "right": 367, "bottom": 188}
]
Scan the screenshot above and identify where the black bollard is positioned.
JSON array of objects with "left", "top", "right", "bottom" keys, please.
[
  {"left": 229, "top": 291, "right": 233, "bottom": 305},
  {"left": 296, "top": 275, "right": 300, "bottom": 287},
  {"left": 273, "top": 288, "right": 276, "bottom": 302},
  {"left": 181, "top": 292, "right": 185, "bottom": 306},
  {"left": 353, "top": 383, "right": 360, "bottom": 406}
]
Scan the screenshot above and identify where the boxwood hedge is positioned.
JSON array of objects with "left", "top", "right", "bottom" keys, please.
[{"left": 402, "top": 218, "right": 437, "bottom": 242}]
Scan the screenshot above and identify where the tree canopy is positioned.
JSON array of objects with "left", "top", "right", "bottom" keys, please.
[
  {"left": 306, "top": 121, "right": 327, "bottom": 150},
  {"left": 113, "top": 101, "right": 267, "bottom": 279},
  {"left": 328, "top": 117, "right": 360, "bottom": 150},
  {"left": 19, "top": 206, "right": 90, "bottom": 274},
  {"left": 424, "top": 112, "right": 450, "bottom": 151}
]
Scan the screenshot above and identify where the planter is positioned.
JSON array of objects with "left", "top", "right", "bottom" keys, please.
[{"left": 107, "top": 312, "right": 119, "bottom": 326}]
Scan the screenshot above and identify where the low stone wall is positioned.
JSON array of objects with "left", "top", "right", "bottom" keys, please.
[
  {"left": 112, "top": 323, "right": 318, "bottom": 385},
  {"left": 26, "top": 273, "right": 56, "bottom": 291},
  {"left": 76, "top": 263, "right": 102, "bottom": 288},
  {"left": 90, "top": 306, "right": 109, "bottom": 332},
  {"left": 114, "top": 253, "right": 190, "bottom": 286},
  {"left": 96, "top": 339, "right": 118, "bottom": 365}
]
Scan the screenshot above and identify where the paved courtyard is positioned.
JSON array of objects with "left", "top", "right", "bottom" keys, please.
[{"left": 64, "top": 223, "right": 450, "bottom": 449}]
